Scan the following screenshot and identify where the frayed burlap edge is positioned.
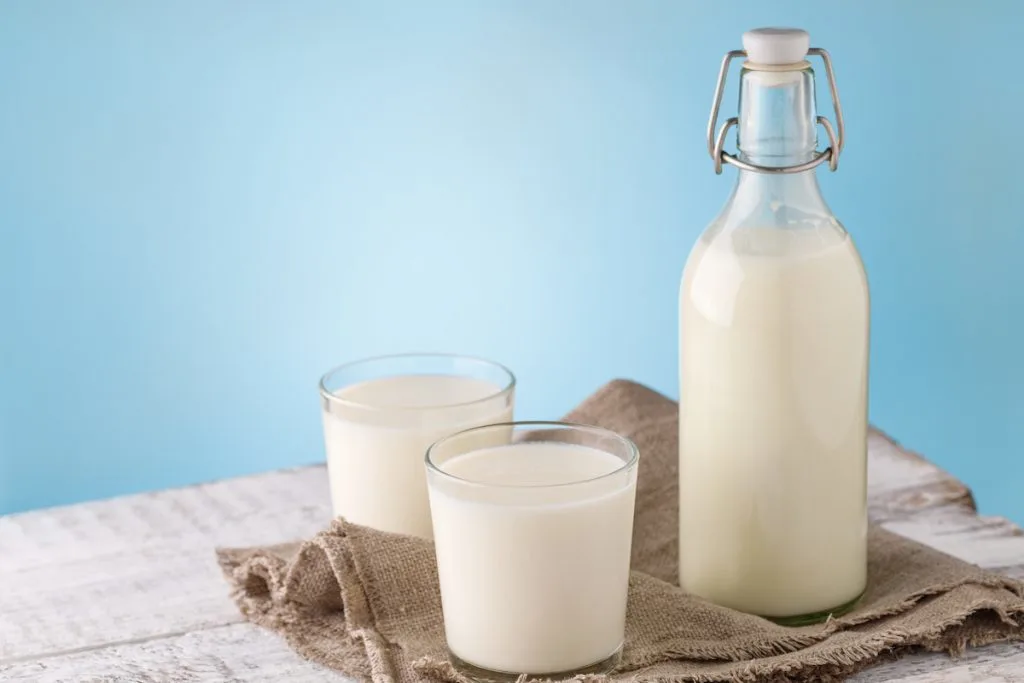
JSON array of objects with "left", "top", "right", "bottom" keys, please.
[{"left": 218, "top": 520, "right": 1024, "bottom": 683}]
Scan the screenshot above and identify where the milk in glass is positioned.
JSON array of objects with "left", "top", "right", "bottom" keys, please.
[
  {"left": 427, "top": 431, "right": 637, "bottom": 676},
  {"left": 322, "top": 361, "right": 513, "bottom": 538}
]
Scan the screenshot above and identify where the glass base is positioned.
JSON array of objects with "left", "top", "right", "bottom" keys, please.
[
  {"left": 448, "top": 646, "right": 622, "bottom": 682},
  {"left": 765, "top": 590, "right": 864, "bottom": 627}
]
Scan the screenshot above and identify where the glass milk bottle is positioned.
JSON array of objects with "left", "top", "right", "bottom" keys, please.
[{"left": 678, "top": 28, "right": 869, "bottom": 624}]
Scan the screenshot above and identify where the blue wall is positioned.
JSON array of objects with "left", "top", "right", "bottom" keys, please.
[{"left": 3, "top": 1, "right": 1023, "bottom": 520}]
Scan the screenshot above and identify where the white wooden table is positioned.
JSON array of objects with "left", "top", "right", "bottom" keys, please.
[{"left": 3, "top": 430, "right": 1024, "bottom": 682}]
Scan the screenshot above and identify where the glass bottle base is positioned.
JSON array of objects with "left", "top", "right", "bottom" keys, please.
[
  {"left": 447, "top": 646, "right": 622, "bottom": 683},
  {"left": 765, "top": 590, "right": 864, "bottom": 626}
]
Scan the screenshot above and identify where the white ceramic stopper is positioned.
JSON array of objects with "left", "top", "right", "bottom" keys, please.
[{"left": 742, "top": 28, "right": 810, "bottom": 66}]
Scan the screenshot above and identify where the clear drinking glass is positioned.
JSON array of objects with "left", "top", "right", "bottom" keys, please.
[
  {"left": 319, "top": 353, "right": 515, "bottom": 538},
  {"left": 426, "top": 422, "right": 639, "bottom": 681}
]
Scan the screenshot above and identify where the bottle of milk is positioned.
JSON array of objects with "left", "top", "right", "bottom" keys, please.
[{"left": 678, "top": 28, "right": 868, "bottom": 624}]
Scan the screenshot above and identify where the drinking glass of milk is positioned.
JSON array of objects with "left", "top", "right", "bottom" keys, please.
[
  {"left": 426, "top": 422, "right": 639, "bottom": 680},
  {"left": 319, "top": 353, "right": 514, "bottom": 538}
]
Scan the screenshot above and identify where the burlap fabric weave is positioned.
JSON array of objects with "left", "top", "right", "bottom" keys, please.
[{"left": 218, "top": 380, "right": 1024, "bottom": 682}]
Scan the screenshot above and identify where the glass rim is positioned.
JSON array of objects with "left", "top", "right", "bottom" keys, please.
[
  {"left": 425, "top": 420, "right": 639, "bottom": 490},
  {"left": 318, "top": 352, "right": 516, "bottom": 413}
]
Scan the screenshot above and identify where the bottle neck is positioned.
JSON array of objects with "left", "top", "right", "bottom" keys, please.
[
  {"left": 737, "top": 66, "right": 817, "bottom": 166},
  {"left": 730, "top": 65, "right": 829, "bottom": 217}
]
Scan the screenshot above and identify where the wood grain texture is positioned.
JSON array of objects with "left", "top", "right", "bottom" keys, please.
[
  {"left": 0, "top": 467, "right": 334, "bottom": 663},
  {"left": 849, "top": 642, "right": 1024, "bottom": 683},
  {"left": 2, "top": 430, "right": 1021, "bottom": 682},
  {"left": 0, "top": 624, "right": 341, "bottom": 682}
]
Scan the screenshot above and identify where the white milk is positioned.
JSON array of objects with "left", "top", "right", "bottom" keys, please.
[
  {"left": 678, "top": 227, "right": 869, "bottom": 618},
  {"left": 321, "top": 374, "right": 512, "bottom": 538},
  {"left": 428, "top": 442, "right": 637, "bottom": 674}
]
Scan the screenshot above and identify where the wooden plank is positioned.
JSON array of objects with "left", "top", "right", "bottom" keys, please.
[
  {"left": 0, "top": 467, "right": 334, "bottom": 661},
  {"left": 1, "top": 544, "right": 239, "bottom": 662},
  {"left": 850, "top": 642, "right": 1024, "bottom": 682},
  {"left": 1, "top": 612, "right": 1022, "bottom": 683},
  {"left": 0, "top": 466, "right": 332, "bottom": 574},
  {"left": 1, "top": 428, "right": 1021, "bottom": 681},
  {"left": 866, "top": 429, "right": 975, "bottom": 520},
  {"left": 882, "top": 509, "right": 1024, "bottom": 571},
  {"left": 0, "top": 623, "right": 343, "bottom": 682}
]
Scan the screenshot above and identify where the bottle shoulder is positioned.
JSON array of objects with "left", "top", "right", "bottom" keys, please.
[
  {"left": 682, "top": 172, "right": 866, "bottom": 293},
  {"left": 681, "top": 224, "right": 867, "bottom": 304}
]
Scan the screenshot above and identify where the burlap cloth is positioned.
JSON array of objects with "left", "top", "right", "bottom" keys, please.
[{"left": 217, "top": 380, "right": 1024, "bottom": 682}]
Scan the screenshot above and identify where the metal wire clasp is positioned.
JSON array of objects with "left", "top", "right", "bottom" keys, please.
[{"left": 706, "top": 48, "right": 845, "bottom": 175}]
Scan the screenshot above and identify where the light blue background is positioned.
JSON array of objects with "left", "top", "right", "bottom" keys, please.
[{"left": 3, "top": 1, "right": 1022, "bottom": 520}]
